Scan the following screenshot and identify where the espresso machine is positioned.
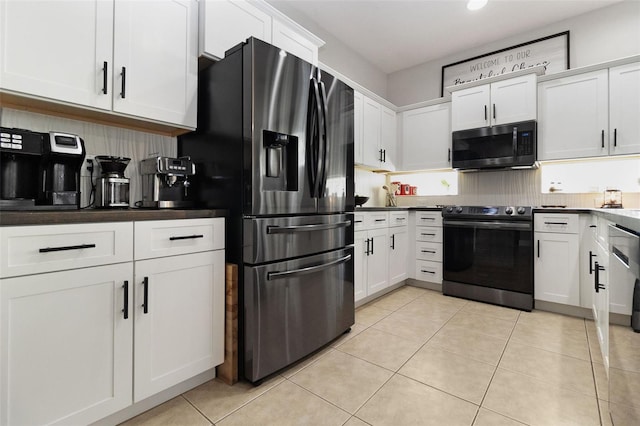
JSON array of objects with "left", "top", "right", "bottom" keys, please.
[
  {"left": 0, "top": 127, "right": 44, "bottom": 209},
  {"left": 140, "top": 156, "right": 195, "bottom": 208}
]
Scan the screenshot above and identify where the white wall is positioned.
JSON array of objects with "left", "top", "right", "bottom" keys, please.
[
  {"left": 266, "top": 1, "right": 388, "bottom": 98},
  {"left": 388, "top": 0, "right": 640, "bottom": 106}
]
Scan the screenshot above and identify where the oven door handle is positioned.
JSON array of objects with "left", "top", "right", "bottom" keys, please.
[
  {"left": 267, "top": 254, "right": 352, "bottom": 280},
  {"left": 267, "top": 220, "right": 351, "bottom": 234},
  {"left": 443, "top": 220, "right": 532, "bottom": 230}
]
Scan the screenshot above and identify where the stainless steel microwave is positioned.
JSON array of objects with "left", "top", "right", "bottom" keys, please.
[{"left": 451, "top": 120, "right": 537, "bottom": 170}]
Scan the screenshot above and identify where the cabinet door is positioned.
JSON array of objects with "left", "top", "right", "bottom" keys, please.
[
  {"left": 380, "top": 105, "right": 397, "bottom": 171},
  {"left": 113, "top": 0, "right": 197, "bottom": 128},
  {"left": 490, "top": 74, "right": 536, "bottom": 125},
  {"left": 594, "top": 240, "right": 609, "bottom": 369},
  {"left": 401, "top": 103, "right": 452, "bottom": 170},
  {"left": 354, "top": 91, "right": 364, "bottom": 165},
  {"left": 0, "top": 0, "right": 113, "bottom": 110},
  {"left": 366, "top": 228, "right": 389, "bottom": 295},
  {"left": 199, "top": 0, "right": 272, "bottom": 60},
  {"left": 0, "top": 264, "right": 133, "bottom": 426},
  {"left": 354, "top": 230, "right": 367, "bottom": 302},
  {"left": 133, "top": 250, "right": 224, "bottom": 402},
  {"left": 534, "top": 232, "right": 580, "bottom": 306},
  {"left": 451, "top": 84, "right": 490, "bottom": 131},
  {"left": 609, "top": 62, "right": 640, "bottom": 155},
  {"left": 271, "top": 19, "right": 318, "bottom": 65},
  {"left": 538, "top": 70, "right": 609, "bottom": 160},
  {"left": 361, "top": 95, "right": 382, "bottom": 167},
  {"left": 388, "top": 227, "right": 408, "bottom": 285}
]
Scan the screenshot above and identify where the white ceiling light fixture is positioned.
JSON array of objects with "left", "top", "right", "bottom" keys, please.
[{"left": 467, "top": 0, "right": 488, "bottom": 11}]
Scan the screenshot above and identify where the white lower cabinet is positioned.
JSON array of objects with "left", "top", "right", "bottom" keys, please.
[
  {"left": 354, "top": 211, "right": 393, "bottom": 303},
  {"left": 411, "top": 211, "right": 443, "bottom": 284},
  {"left": 388, "top": 211, "right": 409, "bottom": 285},
  {"left": 534, "top": 213, "right": 580, "bottom": 306},
  {"left": 133, "top": 250, "right": 225, "bottom": 402},
  {"left": 0, "top": 263, "right": 133, "bottom": 426}
]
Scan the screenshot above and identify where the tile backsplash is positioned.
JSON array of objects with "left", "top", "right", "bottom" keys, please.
[{"left": 0, "top": 108, "right": 176, "bottom": 207}]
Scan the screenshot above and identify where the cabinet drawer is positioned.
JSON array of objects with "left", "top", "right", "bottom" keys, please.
[
  {"left": 364, "top": 212, "right": 389, "bottom": 229},
  {"left": 134, "top": 218, "right": 224, "bottom": 260},
  {"left": 416, "top": 241, "right": 442, "bottom": 262},
  {"left": 415, "top": 260, "right": 442, "bottom": 283},
  {"left": 416, "top": 211, "right": 442, "bottom": 226},
  {"left": 416, "top": 226, "right": 443, "bottom": 243},
  {"left": 534, "top": 213, "right": 579, "bottom": 234},
  {"left": 354, "top": 212, "right": 366, "bottom": 231},
  {"left": 0, "top": 222, "right": 133, "bottom": 278},
  {"left": 389, "top": 210, "right": 409, "bottom": 227}
]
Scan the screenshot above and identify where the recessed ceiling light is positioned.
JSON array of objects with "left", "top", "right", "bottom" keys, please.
[{"left": 467, "top": 0, "right": 488, "bottom": 11}]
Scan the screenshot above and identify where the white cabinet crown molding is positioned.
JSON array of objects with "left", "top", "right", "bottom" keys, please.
[
  {"left": 252, "top": 0, "right": 325, "bottom": 48},
  {"left": 538, "top": 54, "right": 640, "bottom": 83}
]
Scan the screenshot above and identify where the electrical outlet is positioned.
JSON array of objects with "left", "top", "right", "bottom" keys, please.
[{"left": 81, "top": 154, "right": 96, "bottom": 178}]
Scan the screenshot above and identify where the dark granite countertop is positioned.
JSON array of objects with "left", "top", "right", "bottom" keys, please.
[
  {"left": 0, "top": 208, "right": 228, "bottom": 226},
  {"left": 355, "top": 206, "right": 442, "bottom": 212}
]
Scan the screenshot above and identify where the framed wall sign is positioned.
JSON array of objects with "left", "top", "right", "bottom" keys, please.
[{"left": 441, "top": 31, "right": 570, "bottom": 96}]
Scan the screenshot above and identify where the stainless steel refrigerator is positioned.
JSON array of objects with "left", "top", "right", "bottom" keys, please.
[{"left": 179, "top": 38, "right": 355, "bottom": 383}]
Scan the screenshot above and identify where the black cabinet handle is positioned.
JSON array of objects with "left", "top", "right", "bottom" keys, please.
[
  {"left": 374, "top": 219, "right": 386, "bottom": 222},
  {"left": 484, "top": 105, "right": 487, "bottom": 121},
  {"left": 371, "top": 237, "right": 374, "bottom": 255},
  {"left": 493, "top": 104, "right": 496, "bottom": 119},
  {"left": 421, "top": 249, "right": 436, "bottom": 253},
  {"left": 614, "top": 128, "right": 617, "bottom": 147},
  {"left": 601, "top": 129, "right": 605, "bottom": 148},
  {"left": 421, "top": 270, "right": 436, "bottom": 274},
  {"left": 589, "top": 251, "right": 597, "bottom": 274},
  {"left": 544, "top": 222, "right": 568, "bottom": 225},
  {"left": 39, "top": 243, "right": 96, "bottom": 253},
  {"left": 102, "top": 61, "right": 108, "bottom": 95},
  {"left": 142, "top": 277, "right": 149, "bottom": 314},
  {"left": 365, "top": 238, "right": 370, "bottom": 255},
  {"left": 354, "top": 220, "right": 363, "bottom": 223},
  {"left": 169, "top": 234, "right": 204, "bottom": 241},
  {"left": 122, "top": 281, "right": 129, "bottom": 319},
  {"left": 537, "top": 240, "right": 540, "bottom": 258},
  {"left": 383, "top": 149, "right": 386, "bottom": 162},
  {"left": 589, "top": 225, "right": 597, "bottom": 228},
  {"left": 448, "top": 148, "right": 451, "bottom": 162},
  {"left": 595, "top": 262, "right": 605, "bottom": 292},
  {"left": 378, "top": 149, "right": 383, "bottom": 162},
  {"left": 421, "top": 233, "right": 436, "bottom": 236},
  {"left": 391, "top": 234, "right": 395, "bottom": 250},
  {"left": 121, "top": 66, "right": 126, "bottom": 99}
]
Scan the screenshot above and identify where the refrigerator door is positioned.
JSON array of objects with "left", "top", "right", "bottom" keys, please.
[
  {"left": 246, "top": 39, "right": 317, "bottom": 216},
  {"left": 316, "top": 69, "right": 355, "bottom": 213},
  {"left": 243, "top": 246, "right": 355, "bottom": 382},
  {"left": 243, "top": 213, "right": 354, "bottom": 264}
]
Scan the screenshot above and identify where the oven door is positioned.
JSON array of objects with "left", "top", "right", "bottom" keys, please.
[
  {"left": 243, "top": 246, "right": 354, "bottom": 382},
  {"left": 443, "top": 219, "right": 533, "bottom": 294}
]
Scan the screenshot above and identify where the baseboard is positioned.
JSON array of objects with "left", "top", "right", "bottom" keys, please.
[
  {"left": 355, "top": 280, "right": 407, "bottom": 308},
  {"left": 406, "top": 278, "right": 442, "bottom": 292}
]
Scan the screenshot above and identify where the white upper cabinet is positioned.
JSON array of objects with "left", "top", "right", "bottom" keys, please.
[
  {"left": 357, "top": 93, "right": 396, "bottom": 171},
  {"left": 113, "top": 0, "right": 198, "bottom": 128},
  {"left": 0, "top": 0, "right": 198, "bottom": 129},
  {"left": 451, "top": 74, "right": 536, "bottom": 131},
  {"left": 401, "top": 102, "right": 451, "bottom": 171},
  {"left": 199, "top": 0, "right": 272, "bottom": 60},
  {"left": 0, "top": 0, "right": 114, "bottom": 110},
  {"left": 609, "top": 62, "right": 640, "bottom": 156},
  {"left": 198, "top": 0, "right": 322, "bottom": 65},
  {"left": 538, "top": 69, "right": 610, "bottom": 160},
  {"left": 271, "top": 19, "right": 318, "bottom": 64}
]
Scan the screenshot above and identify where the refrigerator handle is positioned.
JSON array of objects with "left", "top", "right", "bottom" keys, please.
[
  {"left": 267, "top": 254, "right": 352, "bottom": 280},
  {"left": 306, "top": 78, "right": 320, "bottom": 197},
  {"left": 317, "top": 79, "right": 329, "bottom": 198}
]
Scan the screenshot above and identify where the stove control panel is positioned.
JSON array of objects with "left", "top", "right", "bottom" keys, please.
[{"left": 442, "top": 205, "right": 532, "bottom": 219}]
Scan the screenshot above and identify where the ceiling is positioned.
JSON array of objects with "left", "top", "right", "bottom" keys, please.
[{"left": 268, "top": 0, "right": 624, "bottom": 74}]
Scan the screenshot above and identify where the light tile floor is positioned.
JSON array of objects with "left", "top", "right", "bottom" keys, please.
[{"left": 120, "top": 286, "right": 613, "bottom": 426}]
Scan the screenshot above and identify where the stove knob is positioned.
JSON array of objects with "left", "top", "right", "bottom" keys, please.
[
  {"left": 446, "top": 206, "right": 454, "bottom": 213},
  {"left": 517, "top": 206, "right": 527, "bottom": 215},
  {"left": 505, "top": 207, "right": 514, "bottom": 215},
  {"left": 455, "top": 206, "right": 463, "bottom": 213}
]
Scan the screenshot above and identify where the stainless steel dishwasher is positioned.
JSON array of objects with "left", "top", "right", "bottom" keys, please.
[{"left": 608, "top": 224, "right": 639, "bottom": 425}]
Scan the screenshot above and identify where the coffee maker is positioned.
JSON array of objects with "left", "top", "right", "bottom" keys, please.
[
  {"left": 95, "top": 156, "right": 130, "bottom": 208},
  {"left": 0, "top": 127, "right": 44, "bottom": 209},
  {"left": 140, "top": 156, "right": 195, "bottom": 208},
  {"left": 39, "top": 132, "right": 85, "bottom": 209}
]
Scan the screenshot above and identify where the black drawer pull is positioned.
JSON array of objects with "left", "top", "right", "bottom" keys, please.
[
  {"left": 374, "top": 219, "right": 386, "bottom": 222},
  {"left": 354, "top": 220, "right": 363, "bottom": 223},
  {"left": 395, "top": 217, "right": 406, "bottom": 221},
  {"left": 169, "top": 234, "right": 204, "bottom": 241},
  {"left": 122, "top": 281, "right": 129, "bottom": 319},
  {"left": 421, "top": 217, "right": 435, "bottom": 220},
  {"left": 39, "top": 243, "right": 96, "bottom": 253},
  {"left": 142, "top": 277, "right": 149, "bottom": 314},
  {"left": 421, "top": 270, "right": 436, "bottom": 274},
  {"left": 589, "top": 225, "right": 597, "bottom": 228},
  {"left": 421, "top": 233, "right": 436, "bottom": 236},
  {"left": 421, "top": 249, "right": 436, "bottom": 253},
  {"left": 544, "top": 222, "right": 568, "bottom": 225}
]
